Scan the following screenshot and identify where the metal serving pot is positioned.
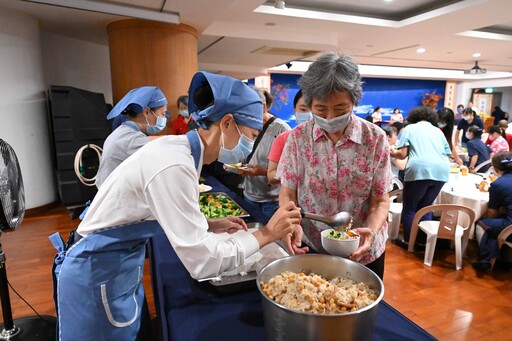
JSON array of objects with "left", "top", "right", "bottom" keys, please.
[{"left": 257, "top": 254, "right": 384, "bottom": 341}]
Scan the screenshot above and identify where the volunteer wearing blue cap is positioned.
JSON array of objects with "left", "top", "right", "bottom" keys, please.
[
  {"left": 50, "top": 72, "right": 301, "bottom": 340},
  {"left": 95, "top": 86, "right": 169, "bottom": 188}
]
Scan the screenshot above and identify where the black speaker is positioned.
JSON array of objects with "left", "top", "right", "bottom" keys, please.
[{"left": 47, "top": 86, "right": 111, "bottom": 214}]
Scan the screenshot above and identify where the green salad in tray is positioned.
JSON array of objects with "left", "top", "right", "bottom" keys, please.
[{"left": 199, "top": 193, "right": 247, "bottom": 218}]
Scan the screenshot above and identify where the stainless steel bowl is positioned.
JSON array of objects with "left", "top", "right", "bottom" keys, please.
[{"left": 257, "top": 254, "right": 384, "bottom": 341}]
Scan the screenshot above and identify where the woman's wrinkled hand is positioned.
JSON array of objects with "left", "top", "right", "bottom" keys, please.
[
  {"left": 282, "top": 225, "right": 309, "bottom": 255},
  {"left": 347, "top": 227, "right": 376, "bottom": 262}
]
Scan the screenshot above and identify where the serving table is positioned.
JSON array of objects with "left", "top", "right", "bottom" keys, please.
[{"left": 148, "top": 171, "right": 436, "bottom": 341}]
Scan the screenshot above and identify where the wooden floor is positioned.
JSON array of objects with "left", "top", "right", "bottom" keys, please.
[{"left": 1, "top": 205, "right": 511, "bottom": 340}]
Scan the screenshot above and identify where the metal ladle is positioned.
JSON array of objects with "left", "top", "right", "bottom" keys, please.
[{"left": 300, "top": 211, "right": 353, "bottom": 231}]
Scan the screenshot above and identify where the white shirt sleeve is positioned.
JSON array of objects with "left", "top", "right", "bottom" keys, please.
[{"left": 144, "top": 164, "right": 260, "bottom": 280}]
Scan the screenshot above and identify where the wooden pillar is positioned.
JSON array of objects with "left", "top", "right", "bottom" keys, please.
[{"left": 107, "top": 19, "right": 198, "bottom": 134}]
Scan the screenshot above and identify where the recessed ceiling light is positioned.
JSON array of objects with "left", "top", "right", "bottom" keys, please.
[
  {"left": 417, "top": 48, "right": 426, "bottom": 54},
  {"left": 473, "top": 52, "right": 481, "bottom": 58},
  {"left": 384, "top": 0, "right": 393, "bottom": 2}
]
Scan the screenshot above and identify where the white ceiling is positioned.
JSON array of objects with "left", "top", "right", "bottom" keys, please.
[{"left": 3, "top": 0, "right": 512, "bottom": 80}]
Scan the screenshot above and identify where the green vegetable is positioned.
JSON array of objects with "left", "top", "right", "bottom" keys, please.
[{"left": 198, "top": 193, "right": 245, "bottom": 218}]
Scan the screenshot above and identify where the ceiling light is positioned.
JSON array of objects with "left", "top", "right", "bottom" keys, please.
[
  {"left": 416, "top": 48, "right": 426, "bottom": 54},
  {"left": 472, "top": 52, "right": 481, "bottom": 58},
  {"left": 25, "top": 0, "right": 180, "bottom": 24},
  {"left": 274, "top": 0, "right": 285, "bottom": 10}
]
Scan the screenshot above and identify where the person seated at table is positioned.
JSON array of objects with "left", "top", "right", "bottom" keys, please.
[
  {"left": 372, "top": 106, "right": 383, "bottom": 124},
  {"left": 392, "top": 106, "right": 451, "bottom": 248},
  {"left": 486, "top": 125, "right": 510, "bottom": 158},
  {"left": 383, "top": 125, "right": 406, "bottom": 183},
  {"left": 276, "top": 52, "right": 393, "bottom": 280},
  {"left": 96, "top": 86, "right": 169, "bottom": 189},
  {"left": 171, "top": 95, "right": 192, "bottom": 135},
  {"left": 466, "top": 125, "right": 491, "bottom": 173},
  {"left": 390, "top": 108, "right": 403, "bottom": 124},
  {"left": 51, "top": 71, "right": 302, "bottom": 341},
  {"left": 454, "top": 108, "right": 484, "bottom": 148},
  {"left": 267, "top": 89, "right": 311, "bottom": 185},
  {"left": 498, "top": 120, "right": 512, "bottom": 149},
  {"left": 438, "top": 107, "right": 464, "bottom": 165},
  {"left": 472, "top": 151, "right": 512, "bottom": 270},
  {"left": 237, "top": 87, "right": 291, "bottom": 223}
]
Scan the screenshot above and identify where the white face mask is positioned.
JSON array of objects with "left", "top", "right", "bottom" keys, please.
[
  {"left": 218, "top": 124, "right": 254, "bottom": 164},
  {"left": 465, "top": 132, "right": 472, "bottom": 140},
  {"left": 295, "top": 111, "right": 312, "bottom": 125},
  {"left": 463, "top": 115, "right": 471, "bottom": 121},
  {"left": 438, "top": 122, "right": 447, "bottom": 128},
  {"left": 313, "top": 112, "right": 352, "bottom": 133}
]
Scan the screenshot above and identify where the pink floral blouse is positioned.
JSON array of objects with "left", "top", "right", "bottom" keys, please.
[
  {"left": 276, "top": 114, "right": 393, "bottom": 264},
  {"left": 490, "top": 136, "right": 510, "bottom": 154}
]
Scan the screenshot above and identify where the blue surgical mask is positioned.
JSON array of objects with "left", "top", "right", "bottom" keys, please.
[
  {"left": 457, "top": 109, "right": 463, "bottom": 114},
  {"left": 218, "top": 124, "right": 254, "bottom": 164},
  {"left": 295, "top": 111, "right": 312, "bottom": 125},
  {"left": 146, "top": 110, "right": 167, "bottom": 135},
  {"left": 179, "top": 109, "right": 190, "bottom": 118},
  {"left": 313, "top": 112, "right": 352, "bottom": 133},
  {"left": 438, "top": 122, "right": 447, "bottom": 128}
]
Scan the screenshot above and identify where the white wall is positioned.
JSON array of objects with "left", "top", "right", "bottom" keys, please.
[
  {"left": 41, "top": 32, "right": 113, "bottom": 105},
  {"left": 0, "top": 9, "right": 57, "bottom": 209},
  {"left": 455, "top": 78, "right": 512, "bottom": 116}
]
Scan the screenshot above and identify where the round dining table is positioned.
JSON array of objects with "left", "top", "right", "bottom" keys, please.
[{"left": 434, "top": 172, "right": 489, "bottom": 238}]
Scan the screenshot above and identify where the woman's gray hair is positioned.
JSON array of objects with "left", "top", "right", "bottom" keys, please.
[
  {"left": 249, "top": 86, "right": 266, "bottom": 105},
  {"left": 298, "top": 52, "right": 363, "bottom": 106}
]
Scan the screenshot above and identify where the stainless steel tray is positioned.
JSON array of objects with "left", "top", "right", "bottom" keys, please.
[
  {"left": 199, "top": 191, "right": 250, "bottom": 219},
  {"left": 208, "top": 225, "right": 290, "bottom": 293}
]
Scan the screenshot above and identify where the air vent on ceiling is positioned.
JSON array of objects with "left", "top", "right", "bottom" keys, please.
[
  {"left": 464, "top": 61, "right": 486, "bottom": 75},
  {"left": 251, "top": 46, "right": 320, "bottom": 57}
]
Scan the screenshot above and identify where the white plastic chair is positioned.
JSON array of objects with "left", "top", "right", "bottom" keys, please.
[
  {"left": 388, "top": 188, "right": 403, "bottom": 240},
  {"left": 473, "top": 159, "right": 492, "bottom": 173},
  {"left": 492, "top": 224, "right": 512, "bottom": 270},
  {"left": 408, "top": 204, "right": 476, "bottom": 270}
]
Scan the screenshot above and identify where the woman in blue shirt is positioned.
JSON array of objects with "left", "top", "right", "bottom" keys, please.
[
  {"left": 391, "top": 106, "right": 451, "bottom": 247},
  {"left": 466, "top": 125, "right": 491, "bottom": 173},
  {"left": 473, "top": 151, "right": 512, "bottom": 270}
]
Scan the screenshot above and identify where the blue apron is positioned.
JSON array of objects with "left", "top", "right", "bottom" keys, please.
[{"left": 50, "top": 130, "right": 202, "bottom": 341}]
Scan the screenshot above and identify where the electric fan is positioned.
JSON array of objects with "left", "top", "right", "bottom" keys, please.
[{"left": 0, "top": 139, "right": 56, "bottom": 340}]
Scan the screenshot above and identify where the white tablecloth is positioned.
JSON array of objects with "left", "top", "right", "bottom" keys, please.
[{"left": 434, "top": 173, "right": 489, "bottom": 238}]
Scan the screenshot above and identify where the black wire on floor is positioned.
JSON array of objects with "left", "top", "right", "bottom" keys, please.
[{"left": 7, "top": 279, "right": 53, "bottom": 324}]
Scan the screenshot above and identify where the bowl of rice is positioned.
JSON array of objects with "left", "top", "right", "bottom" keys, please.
[
  {"left": 257, "top": 254, "right": 384, "bottom": 341},
  {"left": 321, "top": 228, "right": 360, "bottom": 257}
]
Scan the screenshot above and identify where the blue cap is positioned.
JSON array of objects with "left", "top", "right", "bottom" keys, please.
[
  {"left": 107, "top": 86, "right": 167, "bottom": 120},
  {"left": 188, "top": 72, "right": 263, "bottom": 130}
]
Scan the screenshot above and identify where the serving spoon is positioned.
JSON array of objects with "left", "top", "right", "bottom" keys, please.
[{"left": 300, "top": 211, "right": 353, "bottom": 231}]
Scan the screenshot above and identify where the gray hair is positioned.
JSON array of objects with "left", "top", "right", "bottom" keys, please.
[
  {"left": 298, "top": 52, "right": 363, "bottom": 106},
  {"left": 250, "top": 86, "right": 266, "bottom": 105}
]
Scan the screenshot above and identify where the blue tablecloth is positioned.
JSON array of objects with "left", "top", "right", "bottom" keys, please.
[{"left": 148, "top": 171, "right": 437, "bottom": 341}]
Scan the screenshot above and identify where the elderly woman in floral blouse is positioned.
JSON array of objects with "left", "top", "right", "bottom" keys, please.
[{"left": 276, "top": 52, "right": 393, "bottom": 279}]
